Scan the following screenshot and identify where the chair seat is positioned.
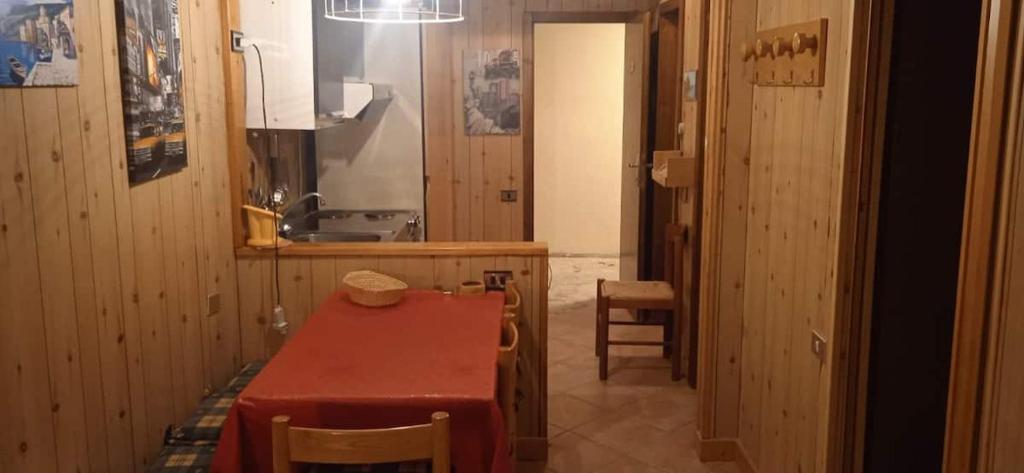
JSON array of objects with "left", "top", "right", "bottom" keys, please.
[{"left": 602, "top": 280, "right": 674, "bottom": 302}]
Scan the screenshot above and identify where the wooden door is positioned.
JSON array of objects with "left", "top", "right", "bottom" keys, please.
[
  {"left": 646, "top": 0, "right": 682, "bottom": 281},
  {"left": 620, "top": 14, "right": 652, "bottom": 282}
]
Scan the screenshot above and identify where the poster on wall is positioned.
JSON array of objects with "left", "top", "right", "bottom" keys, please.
[
  {"left": 115, "top": 0, "right": 186, "bottom": 185},
  {"left": 0, "top": 0, "right": 78, "bottom": 86},
  {"left": 463, "top": 49, "right": 520, "bottom": 136}
]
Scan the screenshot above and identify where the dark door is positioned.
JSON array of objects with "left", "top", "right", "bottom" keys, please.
[
  {"left": 620, "top": 14, "right": 652, "bottom": 282},
  {"left": 642, "top": 0, "right": 681, "bottom": 282}
]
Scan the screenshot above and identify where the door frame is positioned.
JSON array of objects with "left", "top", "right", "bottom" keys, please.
[
  {"left": 943, "top": 0, "right": 1024, "bottom": 471},
  {"left": 522, "top": 10, "right": 652, "bottom": 244},
  {"left": 812, "top": 0, "right": 1024, "bottom": 472},
  {"left": 832, "top": 0, "right": 1024, "bottom": 472}
]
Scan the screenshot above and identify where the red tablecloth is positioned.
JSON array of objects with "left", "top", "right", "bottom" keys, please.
[{"left": 211, "top": 289, "right": 512, "bottom": 473}]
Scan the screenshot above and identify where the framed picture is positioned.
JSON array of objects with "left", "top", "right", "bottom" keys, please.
[
  {"left": 115, "top": 0, "right": 187, "bottom": 185},
  {"left": 0, "top": 0, "right": 78, "bottom": 87},
  {"left": 463, "top": 49, "right": 521, "bottom": 136}
]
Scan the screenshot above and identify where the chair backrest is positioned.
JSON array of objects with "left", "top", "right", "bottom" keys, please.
[
  {"left": 497, "top": 315, "right": 520, "bottom": 455},
  {"left": 663, "top": 223, "right": 688, "bottom": 304},
  {"left": 271, "top": 412, "right": 451, "bottom": 473},
  {"left": 504, "top": 280, "right": 522, "bottom": 323}
]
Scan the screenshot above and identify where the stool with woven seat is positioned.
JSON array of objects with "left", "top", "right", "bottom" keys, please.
[{"left": 596, "top": 224, "right": 686, "bottom": 381}]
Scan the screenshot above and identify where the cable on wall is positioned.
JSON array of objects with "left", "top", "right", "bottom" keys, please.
[{"left": 244, "top": 41, "right": 287, "bottom": 333}]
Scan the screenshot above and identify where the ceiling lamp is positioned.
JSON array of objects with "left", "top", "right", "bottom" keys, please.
[{"left": 324, "top": 0, "right": 463, "bottom": 24}]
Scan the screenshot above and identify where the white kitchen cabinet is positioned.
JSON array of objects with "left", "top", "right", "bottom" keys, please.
[{"left": 241, "top": 0, "right": 317, "bottom": 129}]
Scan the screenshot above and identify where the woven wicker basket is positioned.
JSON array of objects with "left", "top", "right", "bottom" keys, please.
[{"left": 342, "top": 270, "right": 409, "bottom": 307}]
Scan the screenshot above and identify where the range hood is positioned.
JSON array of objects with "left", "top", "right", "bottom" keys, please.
[{"left": 317, "top": 82, "right": 393, "bottom": 127}]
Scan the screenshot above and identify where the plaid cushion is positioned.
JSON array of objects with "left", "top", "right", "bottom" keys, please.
[
  {"left": 222, "top": 361, "right": 265, "bottom": 395},
  {"left": 146, "top": 445, "right": 216, "bottom": 472},
  {"left": 165, "top": 391, "right": 235, "bottom": 445},
  {"left": 308, "top": 463, "right": 432, "bottom": 473},
  {"left": 165, "top": 361, "right": 265, "bottom": 446}
]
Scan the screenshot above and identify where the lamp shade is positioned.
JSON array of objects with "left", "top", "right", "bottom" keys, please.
[{"left": 324, "top": 0, "right": 464, "bottom": 23}]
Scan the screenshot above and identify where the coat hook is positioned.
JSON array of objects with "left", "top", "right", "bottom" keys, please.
[
  {"left": 772, "top": 36, "right": 793, "bottom": 57},
  {"left": 793, "top": 32, "right": 819, "bottom": 55},
  {"left": 803, "top": 69, "right": 816, "bottom": 85},
  {"left": 755, "top": 38, "right": 773, "bottom": 58},
  {"left": 739, "top": 42, "right": 756, "bottom": 62}
]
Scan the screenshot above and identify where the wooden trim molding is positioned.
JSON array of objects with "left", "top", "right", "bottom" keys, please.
[
  {"left": 221, "top": 0, "right": 248, "bottom": 249},
  {"left": 697, "top": 0, "right": 754, "bottom": 441},
  {"left": 695, "top": 433, "right": 756, "bottom": 473},
  {"left": 827, "top": 0, "right": 896, "bottom": 472},
  {"left": 516, "top": 437, "right": 548, "bottom": 461},
  {"left": 521, "top": 10, "right": 651, "bottom": 241},
  {"left": 696, "top": 433, "right": 736, "bottom": 462},
  {"left": 944, "top": 0, "right": 1024, "bottom": 471},
  {"left": 236, "top": 241, "right": 549, "bottom": 257}
]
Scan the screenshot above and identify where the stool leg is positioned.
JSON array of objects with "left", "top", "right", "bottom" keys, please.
[
  {"left": 595, "top": 279, "right": 603, "bottom": 357},
  {"left": 671, "top": 308, "right": 682, "bottom": 381},
  {"left": 662, "top": 311, "right": 672, "bottom": 359},
  {"left": 598, "top": 296, "right": 609, "bottom": 381}
]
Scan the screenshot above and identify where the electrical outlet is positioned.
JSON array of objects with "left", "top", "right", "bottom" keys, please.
[
  {"left": 484, "top": 270, "right": 514, "bottom": 291},
  {"left": 811, "top": 331, "right": 827, "bottom": 362},
  {"left": 207, "top": 292, "right": 221, "bottom": 316},
  {"left": 500, "top": 190, "right": 518, "bottom": 203},
  {"left": 230, "top": 30, "right": 245, "bottom": 53}
]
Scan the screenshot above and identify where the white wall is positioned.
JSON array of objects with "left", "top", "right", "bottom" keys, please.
[
  {"left": 315, "top": 24, "right": 425, "bottom": 214},
  {"left": 534, "top": 23, "right": 626, "bottom": 255}
]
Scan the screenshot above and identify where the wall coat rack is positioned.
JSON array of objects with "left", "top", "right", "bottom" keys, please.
[{"left": 740, "top": 18, "right": 828, "bottom": 87}]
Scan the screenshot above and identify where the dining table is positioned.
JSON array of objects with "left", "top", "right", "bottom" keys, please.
[{"left": 210, "top": 289, "right": 513, "bottom": 473}]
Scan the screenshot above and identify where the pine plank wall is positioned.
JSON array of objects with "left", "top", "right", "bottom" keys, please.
[
  {"left": 699, "top": 0, "right": 860, "bottom": 472},
  {"left": 421, "top": 0, "right": 660, "bottom": 241},
  {"left": 736, "top": 0, "right": 853, "bottom": 471},
  {"left": 0, "top": 0, "right": 242, "bottom": 471}
]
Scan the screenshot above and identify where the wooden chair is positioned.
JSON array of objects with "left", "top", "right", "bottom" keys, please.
[
  {"left": 596, "top": 224, "right": 686, "bottom": 381},
  {"left": 503, "top": 280, "right": 522, "bottom": 324},
  {"left": 497, "top": 313, "right": 520, "bottom": 457},
  {"left": 271, "top": 412, "right": 451, "bottom": 473}
]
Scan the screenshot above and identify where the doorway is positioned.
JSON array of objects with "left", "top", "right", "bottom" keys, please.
[
  {"left": 533, "top": 23, "right": 629, "bottom": 257},
  {"left": 523, "top": 14, "right": 716, "bottom": 473},
  {"left": 861, "top": 0, "right": 982, "bottom": 471}
]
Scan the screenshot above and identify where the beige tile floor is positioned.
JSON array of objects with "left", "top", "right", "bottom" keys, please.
[{"left": 518, "top": 257, "right": 740, "bottom": 473}]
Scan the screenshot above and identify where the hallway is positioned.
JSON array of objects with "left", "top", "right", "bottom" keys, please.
[{"left": 520, "top": 257, "right": 739, "bottom": 473}]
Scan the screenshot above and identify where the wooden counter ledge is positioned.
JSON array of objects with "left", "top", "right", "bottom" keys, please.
[{"left": 235, "top": 241, "right": 549, "bottom": 257}]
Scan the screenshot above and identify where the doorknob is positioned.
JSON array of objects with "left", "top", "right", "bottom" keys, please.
[{"left": 628, "top": 162, "right": 653, "bottom": 169}]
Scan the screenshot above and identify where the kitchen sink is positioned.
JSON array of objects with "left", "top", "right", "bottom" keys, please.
[
  {"left": 284, "top": 208, "right": 421, "bottom": 242},
  {"left": 288, "top": 231, "right": 385, "bottom": 242}
]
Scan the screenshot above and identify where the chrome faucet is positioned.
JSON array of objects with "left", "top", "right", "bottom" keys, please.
[
  {"left": 278, "top": 192, "right": 327, "bottom": 233},
  {"left": 281, "top": 192, "right": 327, "bottom": 215}
]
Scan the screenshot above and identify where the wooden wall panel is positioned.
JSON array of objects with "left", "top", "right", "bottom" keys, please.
[
  {"left": 979, "top": 62, "right": 1024, "bottom": 472},
  {"left": 697, "top": 0, "right": 754, "bottom": 445},
  {"left": 699, "top": 0, "right": 862, "bottom": 471},
  {"left": 235, "top": 250, "right": 550, "bottom": 446},
  {"left": 741, "top": 0, "right": 853, "bottom": 470},
  {"left": 0, "top": 0, "right": 243, "bottom": 469},
  {"left": 952, "top": 1, "right": 1024, "bottom": 471},
  {"left": 421, "top": 0, "right": 657, "bottom": 242}
]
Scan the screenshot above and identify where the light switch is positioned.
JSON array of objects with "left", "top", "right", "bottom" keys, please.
[
  {"left": 500, "top": 190, "right": 518, "bottom": 203},
  {"left": 811, "top": 331, "right": 826, "bottom": 362},
  {"left": 208, "top": 293, "right": 221, "bottom": 316}
]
